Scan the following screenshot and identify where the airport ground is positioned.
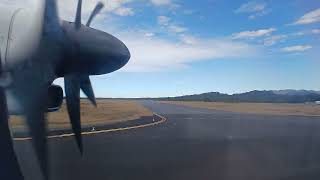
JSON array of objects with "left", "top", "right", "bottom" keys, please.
[
  {"left": 161, "top": 101, "right": 320, "bottom": 116},
  {"left": 10, "top": 100, "right": 153, "bottom": 131},
  {"left": 12, "top": 100, "right": 320, "bottom": 180}
]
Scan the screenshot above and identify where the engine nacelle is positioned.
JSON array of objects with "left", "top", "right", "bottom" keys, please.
[
  {"left": 47, "top": 85, "right": 63, "bottom": 112},
  {"left": 7, "top": 85, "right": 63, "bottom": 115}
]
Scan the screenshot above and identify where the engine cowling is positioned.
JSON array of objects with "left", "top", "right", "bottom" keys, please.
[
  {"left": 7, "top": 84, "right": 63, "bottom": 115},
  {"left": 0, "top": 6, "right": 43, "bottom": 72},
  {"left": 47, "top": 85, "right": 63, "bottom": 112}
]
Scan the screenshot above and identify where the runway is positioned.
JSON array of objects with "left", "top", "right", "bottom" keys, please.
[{"left": 13, "top": 100, "right": 320, "bottom": 180}]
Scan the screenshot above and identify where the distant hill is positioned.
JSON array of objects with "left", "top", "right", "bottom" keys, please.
[
  {"left": 272, "top": 90, "right": 320, "bottom": 96},
  {"left": 158, "top": 90, "right": 320, "bottom": 103}
]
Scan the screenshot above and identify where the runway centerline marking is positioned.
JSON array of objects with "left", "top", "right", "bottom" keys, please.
[{"left": 13, "top": 113, "right": 167, "bottom": 141}]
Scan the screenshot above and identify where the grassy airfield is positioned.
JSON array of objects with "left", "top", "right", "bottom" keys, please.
[
  {"left": 161, "top": 101, "right": 320, "bottom": 117},
  {"left": 10, "top": 100, "right": 153, "bottom": 130}
]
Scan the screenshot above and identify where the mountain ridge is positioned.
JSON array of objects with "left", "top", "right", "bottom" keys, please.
[{"left": 158, "top": 90, "right": 320, "bottom": 103}]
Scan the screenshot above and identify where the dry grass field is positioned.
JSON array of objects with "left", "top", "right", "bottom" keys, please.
[
  {"left": 10, "top": 100, "right": 153, "bottom": 130},
  {"left": 162, "top": 101, "right": 320, "bottom": 117}
]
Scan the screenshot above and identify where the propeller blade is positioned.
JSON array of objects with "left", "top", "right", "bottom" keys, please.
[
  {"left": 64, "top": 76, "right": 83, "bottom": 154},
  {"left": 80, "top": 76, "right": 96, "bottom": 107},
  {"left": 23, "top": 88, "right": 49, "bottom": 180},
  {"left": 0, "top": 88, "right": 24, "bottom": 180},
  {"left": 75, "top": 0, "right": 83, "bottom": 29},
  {"left": 25, "top": 106, "right": 48, "bottom": 180},
  {"left": 2, "top": 48, "right": 51, "bottom": 179},
  {"left": 43, "top": 0, "right": 61, "bottom": 35},
  {"left": 86, "top": 2, "right": 104, "bottom": 27}
]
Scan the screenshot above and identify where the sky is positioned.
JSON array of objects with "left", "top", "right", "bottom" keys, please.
[{"left": 3, "top": 0, "right": 320, "bottom": 97}]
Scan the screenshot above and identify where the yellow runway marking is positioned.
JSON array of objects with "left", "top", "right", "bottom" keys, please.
[{"left": 14, "top": 113, "right": 166, "bottom": 141}]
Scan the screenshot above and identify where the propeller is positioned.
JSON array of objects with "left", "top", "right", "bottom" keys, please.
[
  {"left": 86, "top": 2, "right": 104, "bottom": 27},
  {"left": 3, "top": 67, "right": 50, "bottom": 180},
  {"left": 24, "top": 89, "right": 48, "bottom": 180},
  {"left": 80, "top": 76, "right": 97, "bottom": 106},
  {"left": 0, "top": 1, "right": 104, "bottom": 179},
  {"left": 0, "top": 88, "right": 24, "bottom": 180},
  {"left": 0, "top": 56, "right": 24, "bottom": 179},
  {"left": 65, "top": 76, "right": 82, "bottom": 154},
  {"left": 75, "top": 0, "right": 82, "bottom": 29},
  {"left": 0, "top": 1, "right": 59, "bottom": 179},
  {"left": 81, "top": 1, "right": 104, "bottom": 107},
  {"left": 64, "top": 0, "right": 104, "bottom": 154}
]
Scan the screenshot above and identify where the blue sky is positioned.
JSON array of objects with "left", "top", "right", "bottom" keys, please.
[{"left": 6, "top": 0, "right": 320, "bottom": 97}]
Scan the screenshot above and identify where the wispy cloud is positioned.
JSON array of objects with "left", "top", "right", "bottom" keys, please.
[
  {"left": 236, "top": 1, "right": 266, "bottom": 13},
  {"left": 114, "top": 7, "right": 134, "bottom": 16},
  {"left": 293, "top": 8, "right": 320, "bottom": 25},
  {"left": 150, "top": 0, "right": 172, "bottom": 6},
  {"left": 168, "top": 25, "right": 187, "bottom": 33},
  {"left": 116, "top": 32, "right": 261, "bottom": 72},
  {"left": 248, "top": 9, "right": 270, "bottom": 20},
  {"left": 290, "top": 29, "right": 320, "bottom": 37},
  {"left": 179, "top": 35, "right": 199, "bottom": 45},
  {"left": 311, "top": 29, "right": 320, "bottom": 34},
  {"left": 232, "top": 28, "right": 276, "bottom": 40},
  {"left": 157, "top": 16, "right": 187, "bottom": 33},
  {"left": 144, "top": 32, "right": 155, "bottom": 37},
  {"left": 263, "top": 35, "right": 287, "bottom": 46},
  {"left": 158, "top": 16, "right": 171, "bottom": 26},
  {"left": 235, "top": 1, "right": 270, "bottom": 19},
  {"left": 281, "top": 45, "right": 312, "bottom": 52},
  {"left": 263, "top": 30, "right": 319, "bottom": 46}
]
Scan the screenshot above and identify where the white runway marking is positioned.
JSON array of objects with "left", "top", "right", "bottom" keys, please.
[{"left": 13, "top": 113, "right": 167, "bottom": 141}]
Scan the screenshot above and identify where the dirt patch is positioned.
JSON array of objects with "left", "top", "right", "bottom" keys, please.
[
  {"left": 10, "top": 100, "right": 153, "bottom": 130},
  {"left": 161, "top": 101, "right": 320, "bottom": 116}
]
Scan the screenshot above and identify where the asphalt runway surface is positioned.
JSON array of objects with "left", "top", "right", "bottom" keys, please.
[{"left": 12, "top": 101, "right": 320, "bottom": 180}]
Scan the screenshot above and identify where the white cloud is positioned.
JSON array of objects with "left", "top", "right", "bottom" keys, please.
[
  {"left": 144, "top": 32, "right": 155, "bottom": 37},
  {"left": 293, "top": 8, "right": 320, "bottom": 25},
  {"left": 168, "top": 25, "right": 188, "bottom": 33},
  {"left": 232, "top": 28, "right": 276, "bottom": 40},
  {"left": 262, "top": 30, "right": 319, "bottom": 46},
  {"left": 158, "top": 16, "right": 187, "bottom": 33},
  {"left": 263, "top": 35, "right": 287, "bottom": 46},
  {"left": 1, "top": 0, "right": 260, "bottom": 74},
  {"left": 183, "top": 9, "right": 195, "bottom": 15},
  {"left": 248, "top": 9, "right": 270, "bottom": 19},
  {"left": 236, "top": 1, "right": 267, "bottom": 13},
  {"left": 115, "top": 32, "right": 260, "bottom": 72},
  {"left": 180, "top": 35, "right": 199, "bottom": 45},
  {"left": 150, "top": 0, "right": 172, "bottom": 6},
  {"left": 235, "top": 1, "right": 269, "bottom": 19},
  {"left": 291, "top": 31, "right": 306, "bottom": 36},
  {"left": 114, "top": 7, "right": 134, "bottom": 16},
  {"left": 281, "top": 45, "right": 312, "bottom": 52},
  {"left": 312, "top": 29, "right": 320, "bottom": 34},
  {"left": 157, "top": 16, "right": 171, "bottom": 26},
  {"left": 291, "top": 29, "right": 320, "bottom": 36}
]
